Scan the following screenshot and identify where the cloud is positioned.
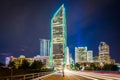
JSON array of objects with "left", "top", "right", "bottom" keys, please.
[{"left": 0, "top": 53, "right": 11, "bottom": 56}]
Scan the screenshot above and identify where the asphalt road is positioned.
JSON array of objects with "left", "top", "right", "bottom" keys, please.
[{"left": 36, "top": 70, "right": 120, "bottom": 80}]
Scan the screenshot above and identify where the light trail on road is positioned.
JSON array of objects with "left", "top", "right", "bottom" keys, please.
[
  {"left": 33, "top": 70, "right": 120, "bottom": 80},
  {"left": 72, "top": 71, "right": 120, "bottom": 80}
]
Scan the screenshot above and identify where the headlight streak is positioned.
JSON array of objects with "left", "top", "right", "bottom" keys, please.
[{"left": 74, "top": 71, "right": 120, "bottom": 80}]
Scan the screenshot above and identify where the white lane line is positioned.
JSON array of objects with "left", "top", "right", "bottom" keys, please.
[
  {"left": 67, "top": 72, "right": 81, "bottom": 80},
  {"left": 31, "top": 72, "right": 56, "bottom": 80},
  {"left": 76, "top": 72, "right": 120, "bottom": 80},
  {"left": 76, "top": 72, "right": 110, "bottom": 80},
  {"left": 95, "top": 74, "right": 120, "bottom": 79},
  {"left": 70, "top": 71, "right": 98, "bottom": 80},
  {"left": 81, "top": 72, "right": 120, "bottom": 80},
  {"left": 94, "top": 75, "right": 120, "bottom": 80}
]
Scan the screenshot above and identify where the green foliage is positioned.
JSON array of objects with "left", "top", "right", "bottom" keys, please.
[
  {"left": 41, "top": 68, "right": 54, "bottom": 72},
  {"left": 70, "top": 64, "right": 75, "bottom": 70},
  {"left": 8, "top": 61, "right": 16, "bottom": 69},
  {"left": 19, "top": 60, "right": 30, "bottom": 69},
  {"left": 75, "top": 63, "right": 80, "bottom": 70},
  {"left": 103, "top": 64, "right": 117, "bottom": 71},
  {"left": 90, "top": 63, "right": 96, "bottom": 70},
  {"left": 0, "top": 62, "right": 4, "bottom": 67},
  {"left": 84, "top": 63, "right": 118, "bottom": 71},
  {"left": 30, "top": 60, "right": 44, "bottom": 70}
]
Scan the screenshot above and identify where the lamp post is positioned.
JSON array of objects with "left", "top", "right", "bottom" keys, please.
[
  {"left": 11, "top": 68, "right": 12, "bottom": 80},
  {"left": 62, "top": 60, "right": 64, "bottom": 77},
  {"left": 63, "top": 64, "right": 64, "bottom": 77},
  {"left": 9, "top": 67, "right": 13, "bottom": 80}
]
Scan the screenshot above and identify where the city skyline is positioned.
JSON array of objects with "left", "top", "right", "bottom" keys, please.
[{"left": 0, "top": 0, "right": 120, "bottom": 63}]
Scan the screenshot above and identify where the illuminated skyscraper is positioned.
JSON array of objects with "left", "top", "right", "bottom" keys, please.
[
  {"left": 50, "top": 4, "right": 67, "bottom": 69},
  {"left": 66, "top": 47, "right": 70, "bottom": 66},
  {"left": 40, "top": 39, "right": 50, "bottom": 56},
  {"left": 75, "top": 47, "right": 87, "bottom": 63},
  {"left": 99, "top": 42, "right": 111, "bottom": 64},
  {"left": 87, "top": 50, "right": 93, "bottom": 62}
]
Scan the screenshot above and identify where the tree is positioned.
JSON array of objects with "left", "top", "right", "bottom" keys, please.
[
  {"left": 103, "top": 64, "right": 118, "bottom": 71},
  {"left": 0, "top": 62, "right": 4, "bottom": 69},
  {"left": 70, "top": 64, "right": 75, "bottom": 70},
  {"left": 90, "top": 63, "right": 96, "bottom": 70},
  {"left": 8, "top": 61, "right": 15, "bottom": 69},
  {"left": 111, "top": 65, "right": 117, "bottom": 71},
  {"left": 19, "top": 60, "right": 30, "bottom": 69},
  {"left": 75, "top": 63, "right": 80, "bottom": 70},
  {"left": 0, "top": 62, "right": 3, "bottom": 66},
  {"left": 30, "top": 60, "right": 44, "bottom": 70}
]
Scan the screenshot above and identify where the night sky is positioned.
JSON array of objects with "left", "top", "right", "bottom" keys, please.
[{"left": 0, "top": 0, "right": 120, "bottom": 63}]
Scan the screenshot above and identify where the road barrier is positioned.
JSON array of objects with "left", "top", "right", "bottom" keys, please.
[{"left": 0, "top": 72, "right": 53, "bottom": 80}]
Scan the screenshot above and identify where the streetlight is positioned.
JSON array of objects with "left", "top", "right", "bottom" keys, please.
[
  {"left": 62, "top": 60, "right": 64, "bottom": 77},
  {"left": 9, "top": 67, "right": 13, "bottom": 80}
]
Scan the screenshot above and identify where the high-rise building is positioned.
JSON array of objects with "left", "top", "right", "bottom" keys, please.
[
  {"left": 75, "top": 47, "right": 87, "bottom": 63},
  {"left": 87, "top": 50, "right": 93, "bottom": 62},
  {"left": 99, "top": 42, "right": 111, "bottom": 64},
  {"left": 66, "top": 47, "right": 70, "bottom": 66},
  {"left": 40, "top": 39, "right": 50, "bottom": 56},
  {"left": 50, "top": 4, "right": 67, "bottom": 69}
]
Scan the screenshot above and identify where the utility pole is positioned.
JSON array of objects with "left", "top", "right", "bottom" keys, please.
[{"left": 62, "top": 59, "right": 64, "bottom": 77}]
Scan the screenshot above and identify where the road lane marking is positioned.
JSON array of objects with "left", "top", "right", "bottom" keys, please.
[
  {"left": 76, "top": 72, "right": 111, "bottom": 80},
  {"left": 69, "top": 71, "right": 98, "bottom": 80},
  {"left": 80, "top": 72, "right": 120, "bottom": 80},
  {"left": 65, "top": 72, "right": 81, "bottom": 80},
  {"left": 31, "top": 72, "right": 57, "bottom": 80},
  {"left": 41, "top": 72, "right": 63, "bottom": 80},
  {"left": 75, "top": 71, "right": 120, "bottom": 80}
]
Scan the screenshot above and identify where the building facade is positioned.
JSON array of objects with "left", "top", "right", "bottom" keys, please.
[
  {"left": 8, "top": 55, "right": 34, "bottom": 69},
  {"left": 66, "top": 47, "right": 70, "bottom": 68},
  {"left": 50, "top": 4, "right": 67, "bottom": 69},
  {"left": 34, "top": 55, "right": 50, "bottom": 68},
  {"left": 99, "top": 42, "right": 111, "bottom": 64},
  {"left": 6, "top": 55, "right": 49, "bottom": 69},
  {"left": 75, "top": 47, "right": 87, "bottom": 63},
  {"left": 40, "top": 39, "right": 50, "bottom": 56},
  {"left": 87, "top": 50, "right": 93, "bottom": 62}
]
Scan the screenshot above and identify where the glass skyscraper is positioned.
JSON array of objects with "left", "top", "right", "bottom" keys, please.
[
  {"left": 40, "top": 39, "right": 50, "bottom": 56},
  {"left": 50, "top": 4, "right": 67, "bottom": 69}
]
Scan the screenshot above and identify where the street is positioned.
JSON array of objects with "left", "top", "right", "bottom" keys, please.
[{"left": 37, "top": 70, "right": 120, "bottom": 80}]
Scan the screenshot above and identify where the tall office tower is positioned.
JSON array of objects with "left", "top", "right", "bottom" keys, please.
[
  {"left": 99, "top": 42, "right": 111, "bottom": 64},
  {"left": 75, "top": 47, "right": 87, "bottom": 63},
  {"left": 66, "top": 47, "right": 70, "bottom": 66},
  {"left": 87, "top": 50, "right": 93, "bottom": 62},
  {"left": 50, "top": 4, "right": 67, "bottom": 69},
  {"left": 40, "top": 39, "right": 50, "bottom": 56}
]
